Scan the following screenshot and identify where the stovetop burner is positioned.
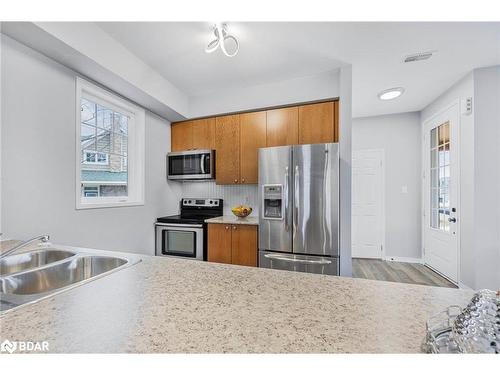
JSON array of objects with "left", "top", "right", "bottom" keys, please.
[{"left": 156, "top": 198, "right": 223, "bottom": 225}]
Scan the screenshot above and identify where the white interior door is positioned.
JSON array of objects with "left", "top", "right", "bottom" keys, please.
[
  {"left": 352, "top": 149, "right": 384, "bottom": 259},
  {"left": 423, "top": 103, "right": 459, "bottom": 282}
]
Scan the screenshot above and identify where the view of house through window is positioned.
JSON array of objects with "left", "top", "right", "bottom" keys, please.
[{"left": 80, "top": 97, "right": 129, "bottom": 198}]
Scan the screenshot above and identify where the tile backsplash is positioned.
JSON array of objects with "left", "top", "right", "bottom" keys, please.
[{"left": 180, "top": 181, "right": 259, "bottom": 216}]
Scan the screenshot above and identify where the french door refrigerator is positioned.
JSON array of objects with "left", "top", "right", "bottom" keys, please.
[{"left": 258, "top": 143, "right": 339, "bottom": 275}]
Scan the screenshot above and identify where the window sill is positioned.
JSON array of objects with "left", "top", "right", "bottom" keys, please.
[{"left": 76, "top": 199, "right": 144, "bottom": 210}]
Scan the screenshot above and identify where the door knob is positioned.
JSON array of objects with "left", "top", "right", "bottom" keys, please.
[{"left": 448, "top": 217, "right": 457, "bottom": 223}]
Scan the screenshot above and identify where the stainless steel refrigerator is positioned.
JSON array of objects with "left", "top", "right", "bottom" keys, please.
[{"left": 258, "top": 143, "right": 339, "bottom": 275}]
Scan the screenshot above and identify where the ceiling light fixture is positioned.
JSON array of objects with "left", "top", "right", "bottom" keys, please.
[
  {"left": 205, "top": 23, "right": 239, "bottom": 57},
  {"left": 378, "top": 87, "right": 405, "bottom": 101}
]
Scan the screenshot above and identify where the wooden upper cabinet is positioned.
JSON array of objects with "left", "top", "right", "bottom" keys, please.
[
  {"left": 215, "top": 114, "right": 240, "bottom": 184},
  {"left": 231, "top": 225, "right": 258, "bottom": 267},
  {"left": 192, "top": 118, "right": 216, "bottom": 150},
  {"left": 171, "top": 118, "right": 215, "bottom": 151},
  {"left": 298, "top": 101, "right": 335, "bottom": 145},
  {"left": 333, "top": 100, "right": 339, "bottom": 142},
  {"left": 171, "top": 121, "right": 193, "bottom": 151},
  {"left": 266, "top": 107, "right": 299, "bottom": 147},
  {"left": 207, "top": 223, "right": 232, "bottom": 264},
  {"left": 239, "top": 111, "right": 266, "bottom": 184}
]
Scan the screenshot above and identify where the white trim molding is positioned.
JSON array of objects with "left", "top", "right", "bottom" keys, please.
[
  {"left": 75, "top": 77, "right": 145, "bottom": 210},
  {"left": 383, "top": 256, "right": 424, "bottom": 264}
]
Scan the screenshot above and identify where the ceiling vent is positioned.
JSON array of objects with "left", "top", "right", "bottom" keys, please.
[{"left": 403, "top": 51, "right": 435, "bottom": 63}]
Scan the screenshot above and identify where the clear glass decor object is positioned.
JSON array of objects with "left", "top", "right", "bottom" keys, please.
[{"left": 422, "top": 289, "right": 499, "bottom": 353}]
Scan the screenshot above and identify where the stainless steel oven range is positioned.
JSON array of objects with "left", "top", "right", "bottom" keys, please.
[{"left": 155, "top": 198, "right": 223, "bottom": 260}]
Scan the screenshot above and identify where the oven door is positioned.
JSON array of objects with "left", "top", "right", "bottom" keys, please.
[
  {"left": 155, "top": 223, "right": 204, "bottom": 260},
  {"left": 167, "top": 150, "right": 214, "bottom": 180}
]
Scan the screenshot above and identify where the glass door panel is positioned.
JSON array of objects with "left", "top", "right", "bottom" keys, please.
[{"left": 430, "top": 122, "right": 451, "bottom": 232}]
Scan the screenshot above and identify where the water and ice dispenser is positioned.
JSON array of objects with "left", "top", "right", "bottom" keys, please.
[{"left": 262, "top": 184, "right": 283, "bottom": 220}]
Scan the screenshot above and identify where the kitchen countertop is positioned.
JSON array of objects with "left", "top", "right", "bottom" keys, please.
[
  {"left": 205, "top": 215, "right": 259, "bottom": 225},
  {"left": 0, "top": 240, "right": 473, "bottom": 353}
]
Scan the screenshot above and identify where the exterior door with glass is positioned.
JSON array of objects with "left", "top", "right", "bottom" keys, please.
[{"left": 423, "top": 103, "right": 459, "bottom": 283}]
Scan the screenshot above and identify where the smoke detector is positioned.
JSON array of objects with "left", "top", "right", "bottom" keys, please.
[{"left": 403, "top": 51, "right": 435, "bottom": 63}]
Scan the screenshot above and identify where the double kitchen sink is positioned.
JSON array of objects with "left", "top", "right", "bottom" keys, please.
[{"left": 0, "top": 247, "right": 141, "bottom": 312}]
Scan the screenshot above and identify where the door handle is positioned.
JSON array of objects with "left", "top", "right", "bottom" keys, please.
[
  {"left": 264, "top": 253, "right": 332, "bottom": 265},
  {"left": 448, "top": 217, "right": 457, "bottom": 223},
  {"left": 200, "top": 154, "right": 206, "bottom": 174}
]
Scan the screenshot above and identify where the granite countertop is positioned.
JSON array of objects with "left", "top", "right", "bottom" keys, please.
[
  {"left": 0, "top": 240, "right": 473, "bottom": 353},
  {"left": 205, "top": 215, "right": 259, "bottom": 225}
]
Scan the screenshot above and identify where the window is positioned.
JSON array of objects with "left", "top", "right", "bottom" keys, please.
[
  {"left": 83, "top": 151, "right": 109, "bottom": 165},
  {"left": 76, "top": 78, "right": 145, "bottom": 209},
  {"left": 430, "top": 121, "right": 450, "bottom": 232}
]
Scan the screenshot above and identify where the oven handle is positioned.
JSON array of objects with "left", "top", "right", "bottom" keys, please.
[{"left": 155, "top": 223, "right": 204, "bottom": 228}]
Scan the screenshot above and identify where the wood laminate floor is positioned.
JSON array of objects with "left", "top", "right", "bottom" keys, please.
[{"left": 352, "top": 258, "right": 457, "bottom": 288}]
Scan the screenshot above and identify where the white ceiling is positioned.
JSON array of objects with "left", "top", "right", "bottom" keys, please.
[{"left": 97, "top": 22, "right": 500, "bottom": 118}]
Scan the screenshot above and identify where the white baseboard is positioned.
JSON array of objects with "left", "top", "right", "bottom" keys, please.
[{"left": 383, "top": 256, "right": 423, "bottom": 264}]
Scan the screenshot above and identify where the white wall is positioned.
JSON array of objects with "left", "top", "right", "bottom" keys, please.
[
  {"left": 352, "top": 112, "right": 422, "bottom": 260},
  {"left": 421, "top": 67, "right": 500, "bottom": 290},
  {"left": 189, "top": 69, "right": 340, "bottom": 118},
  {"left": 421, "top": 73, "right": 475, "bottom": 288},
  {"left": 472, "top": 66, "right": 500, "bottom": 290},
  {"left": 1, "top": 35, "right": 181, "bottom": 255},
  {"left": 2, "top": 22, "right": 189, "bottom": 121}
]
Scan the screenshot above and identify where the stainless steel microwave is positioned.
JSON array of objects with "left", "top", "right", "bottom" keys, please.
[{"left": 167, "top": 149, "right": 215, "bottom": 180}]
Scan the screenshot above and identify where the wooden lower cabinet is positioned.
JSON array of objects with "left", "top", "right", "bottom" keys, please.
[
  {"left": 207, "top": 223, "right": 232, "bottom": 264},
  {"left": 207, "top": 223, "right": 258, "bottom": 267},
  {"left": 231, "top": 224, "right": 258, "bottom": 266}
]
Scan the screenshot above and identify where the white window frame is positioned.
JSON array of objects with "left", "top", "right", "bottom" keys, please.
[
  {"left": 76, "top": 77, "right": 145, "bottom": 209},
  {"left": 83, "top": 150, "right": 109, "bottom": 165}
]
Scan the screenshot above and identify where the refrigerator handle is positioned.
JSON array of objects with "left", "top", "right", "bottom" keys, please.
[
  {"left": 284, "top": 166, "right": 289, "bottom": 231},
  {"left": 263, "top": 253, "right": 332, "bottom": 265},
  {"left": 294, "top": 165, "right": 299, "bottom": 238}
]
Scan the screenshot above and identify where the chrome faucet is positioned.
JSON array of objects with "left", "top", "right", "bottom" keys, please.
[{"left": 0, "top": 235, "right": 50, "bottom": 259}]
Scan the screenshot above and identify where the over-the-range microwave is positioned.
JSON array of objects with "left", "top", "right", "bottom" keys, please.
[{"left": 167, "top": 149, "right": 215, "bottom": 180}]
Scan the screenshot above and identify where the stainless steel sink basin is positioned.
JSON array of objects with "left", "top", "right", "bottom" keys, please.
[
  {"left": 0, "top": 249, "right": 75, "bottom": 276},
  {"left": 0, "top": 248, "right": 141, "bottom": 313},
  {"left": 1, "top": 256, "right": 127, "bottom": 295}
]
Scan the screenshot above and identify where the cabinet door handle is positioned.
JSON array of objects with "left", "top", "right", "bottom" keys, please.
[
  {"left": 225, "top": 226, "right": 229, "bottom": 230},
  {"left": 234, "top": 179, "right": 238, "bottom": 184},
  {"left": 232, "top": 226, "right": 237, "bottom": 230},
  {"left": 241, "top": 178, "right": 245, "bottom": 183}
]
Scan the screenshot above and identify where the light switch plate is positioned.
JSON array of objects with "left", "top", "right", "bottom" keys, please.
[{"left": 461, "top": 97, "right": 473, "bottom": 115}]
